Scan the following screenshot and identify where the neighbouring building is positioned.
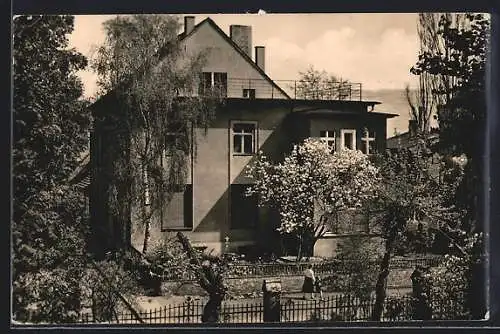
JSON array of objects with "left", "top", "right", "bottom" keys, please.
[{"left": 72, "top": 16, "right": 398, "bottom": 258}]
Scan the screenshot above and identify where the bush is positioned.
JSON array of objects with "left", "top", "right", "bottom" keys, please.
[
  {"left": 324, "top": 236, "right": 380, "bottom": 299},
  {"left": 81, "top": 259, "right": 142, "bottom": 322},
  {"left": 13, "top": 268, "right": 83, "bottom": 323}
]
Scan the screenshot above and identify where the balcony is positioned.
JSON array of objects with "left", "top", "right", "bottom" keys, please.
[{"left": 197, "top": 77, "right": 363, "bottom": 101}]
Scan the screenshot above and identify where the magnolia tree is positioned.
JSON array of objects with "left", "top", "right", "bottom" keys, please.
[{"left": 246, "top": 138, "right": 379, "bottom": 261}]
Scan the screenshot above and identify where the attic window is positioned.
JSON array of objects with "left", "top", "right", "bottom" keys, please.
[
  {"left": 199, "top": 72, "right": 227, "bottom": 97},
  {"left": 243, "top": 89, "right": 256, "bottom": 99}
]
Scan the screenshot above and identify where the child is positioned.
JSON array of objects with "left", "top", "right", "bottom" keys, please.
[{"left": 315, "top": 275, "right": 324, "bottom": 300}]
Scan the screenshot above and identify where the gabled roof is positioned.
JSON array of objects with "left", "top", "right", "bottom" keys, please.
[
  {"left": 91, "top": 16, "right": 291, "bottom": 115},
  {"left": 183, "top": 17, "right": 291, "bottom": 100}
]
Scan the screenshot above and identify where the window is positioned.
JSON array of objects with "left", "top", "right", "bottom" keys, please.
[
  {"left": 340, "top": 129, "right": 356, "bottom": 150},
  {"left": 198, "top": 72, "right": 227, "bottom": 96},
  {"left": 232, "top": 122, "right": 257, "bottom": 155},
  {"left": 319, "top": 130, "right": 336, "bottom": 152},
  {"left": 243, "top": 88, "right": 256, "bottom": 99},
  {"left": 230, "top": 184, "right": 258, "bottom": 229},
  {"left": 361, "top": 128, "right": 376, "bottom": 155},
  {"left": 214, "top": 72, "right": 228, "bottom": 97}
]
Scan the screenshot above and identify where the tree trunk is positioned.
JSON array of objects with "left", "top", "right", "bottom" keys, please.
[
  {"left": 371, "top": 236, "right": 394, "bottom": 321},
  {"left": 142, "top": 208, "right": 151, "bottom": 254},
  {"left": 296, "top": 234, "right": 303, "bottom": 262},
  {"left": 201, "top": 294, "right": 223, "bottom": 323}
]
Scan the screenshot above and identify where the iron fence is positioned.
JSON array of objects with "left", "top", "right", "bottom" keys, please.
[{"left": 77, "top": 291, "right": 467, "bottom": 324}]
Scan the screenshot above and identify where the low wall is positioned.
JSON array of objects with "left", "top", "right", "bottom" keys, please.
[{"left": 161, "top": 267, "right": 415, "bottom": 298}]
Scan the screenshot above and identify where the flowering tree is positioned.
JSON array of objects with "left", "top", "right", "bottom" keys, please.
[{"left": 246, "top": 138, "right": 379, "bottom": 261}]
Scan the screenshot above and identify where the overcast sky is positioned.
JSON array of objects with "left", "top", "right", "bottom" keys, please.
[{"left": 69, "top": 13, "right": 421, "bottom": 99}]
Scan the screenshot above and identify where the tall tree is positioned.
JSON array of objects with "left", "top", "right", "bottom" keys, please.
[
  {"left": 12, "top": 15, "right": 91, "bottom": 322},
  {"left": 295, "top": 65, "right": 352, "bottom": 100},
  {"left": 247, "top": 139, "right": 379, "bottom": 261},
  {"left": 410, "top": 12, "right": 490, "bottom": 319},
  {"left": 92, "top": 15, "right": 222, "bottom": 254},
  {"left": 368, "top": 147, "right": 462, "bottom": 321}
]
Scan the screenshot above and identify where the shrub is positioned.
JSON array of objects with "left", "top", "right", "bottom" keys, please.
[
  {"left": 325, "top": 236, "right": 380, "bottom": 299},
  {"left": 13, "top": 268, "right": 83, "bottom": 324},
  {"left": 81, "top": 259, "right": 142, "bottom": 322}
]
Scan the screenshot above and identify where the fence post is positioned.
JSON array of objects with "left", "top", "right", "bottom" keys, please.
[{"left": 262, "top": 279, "right": 281, "bottom": 322}]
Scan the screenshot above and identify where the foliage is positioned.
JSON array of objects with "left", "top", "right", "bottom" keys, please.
[
  {"left": 92, "top": 14, "right": 222, "bottom": 253},
  {"left": 13, "top": 268, "right": 83, "bottom": 324},
  {"left": 12, "top": 15, "right": 91, "bottom": 323},
  {"left": 143, "top": 237, "right": 193, "bottom": 280},
  {"left": 332, "top": 236, "right": 381, "bottom": 301},
  {"left": 367, "top": 147, "right": 462, "bottom": 320},
  {"left": 411, "top": 13, "right": 489, "bottom": 233},
  {"left": 383, "top": 296, "right": 413, "bottom": 321},
  {"left": 246, "top": 138, "right": 379, "bottom": 260},
  {"left": 426, "top": 233, "right": 483, "bottom": 319},
  {"left": 410, "top": 13, "right": 489, "bottom": 318},
  {"left": 295, "top": 65, "right": 351, "bottom": 100},
  {"left": 81, "top": 259, "right": 142, "bottom": 322}
]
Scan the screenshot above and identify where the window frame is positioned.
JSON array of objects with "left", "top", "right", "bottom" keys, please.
[
  {"left": 361, "top": 128, "right": 376, "bottom": 155},
  {"left": 340, "top": 129, "right": 357, "bottom": 150},
  {"left": 319, "top": 130, "right": 336, "bottom": 152},
  {"left": 243, "top": 88, "right": 256, "bottom": 99},
  {"left": 230, "top": 120, "right": 258, "bottom": 156},
  {"left": 199, "top": 71, "right": 228, "bottom": 96}
]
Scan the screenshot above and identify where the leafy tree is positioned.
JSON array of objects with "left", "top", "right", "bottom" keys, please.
[
  {"left": 246, "top": 139, "right": 379, "bottom": 261},
  {"left": 92, "top": 15, "right": 222, "bottom": 254},
  {"left": 294, "top": 65, "right": 351, "bottom": 100},
  {"left": 12, "top": 15, "right": 91, "bottom": 322},
  {"left": 368, "top": 147, "right": 462, "bottom": 321},
  {"left": 410, "top": 13, "right": 489, "bottom": 319}
]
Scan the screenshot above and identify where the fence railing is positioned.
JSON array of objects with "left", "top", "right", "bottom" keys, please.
[
  {"left": 77, "top": 292, "right": 467, "bottom": 324},
  {"left": 156, "top": 256, "right": 443, "bottom": 282},
  {"left": 194, "top": 78, "right": 363, "bottom": 101}
]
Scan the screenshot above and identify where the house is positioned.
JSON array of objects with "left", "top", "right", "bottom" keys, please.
[{"left": 74, "top": 16, "right": 398, "bottom": 258}]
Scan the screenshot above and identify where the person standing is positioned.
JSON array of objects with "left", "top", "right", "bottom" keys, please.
[{"left": 302, "top": 264, "right": 316, "bottom": 300}]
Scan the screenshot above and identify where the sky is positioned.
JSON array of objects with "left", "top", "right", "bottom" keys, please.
[{"left": 69, "top": 13, "right": 420, "bottom": 99}]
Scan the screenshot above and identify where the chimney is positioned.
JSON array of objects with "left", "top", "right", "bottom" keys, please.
[
  {"left": 409, "top": 119, "right": 418, "bottom": 137},
  {"left": 184, "top": 16, "right": 195, "bottom": 35},
  {"left": 230, "top": 25, "right": 252, "bottom": 57},
  {"left": 255, "top": 46, "right": 265, "bottom": 72}
]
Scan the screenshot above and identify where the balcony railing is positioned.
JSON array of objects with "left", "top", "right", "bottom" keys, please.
[{"left": 197, "top": 78, "right": 363, "bottom": 101}]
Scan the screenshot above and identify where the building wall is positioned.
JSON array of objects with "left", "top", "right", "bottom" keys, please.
[
  {"left": 181, "top": 22, "right": 288, "bottom": 99},
  {"left": 130, "top": 102, "right": 293, "bottom": 254},
  {"left": 309, "top": 114, "right": 388, "bottom": 153}
]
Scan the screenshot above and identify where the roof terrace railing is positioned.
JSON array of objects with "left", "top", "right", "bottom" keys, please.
[{"left": 198, "top": 78, "right": 363, "bottom": 101}]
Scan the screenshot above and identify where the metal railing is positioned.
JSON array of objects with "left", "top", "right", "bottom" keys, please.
[{"left": 196, "top": 78, "right": 363, "bottom": 101}]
